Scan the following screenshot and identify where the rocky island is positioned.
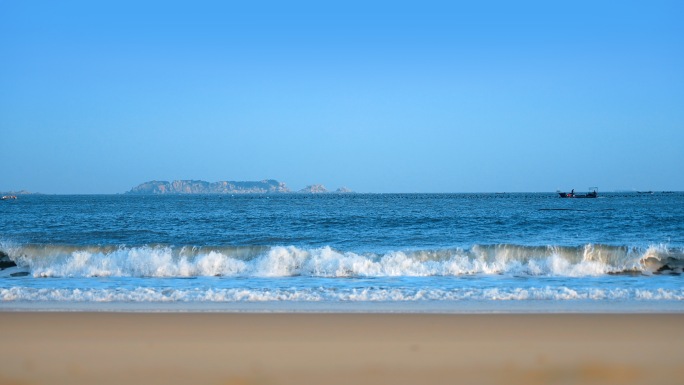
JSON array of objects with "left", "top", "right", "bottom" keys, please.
[
  {"left": 297, "top": 185, "right": 354, "bottom": 194},
  {"left": 128, "top": 179, "right": 290, "bottom": 194},
  {"left": 0, "top": 190, "right": 33, "bottom": 196},
  {"left": 298, "top": 184, "right": 328, "bottom": 194},
  {"left": 127, "top": 180, "right": 353, "bottom": 194}
]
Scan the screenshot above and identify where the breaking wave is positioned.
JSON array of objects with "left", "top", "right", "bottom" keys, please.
[{"left": 2, "top": 243, "right": 682, "bottom": 278}]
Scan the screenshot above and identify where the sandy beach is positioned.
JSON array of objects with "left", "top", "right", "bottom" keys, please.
[{"left": 1, "top": 312, "right": 682, "bottom": 385}]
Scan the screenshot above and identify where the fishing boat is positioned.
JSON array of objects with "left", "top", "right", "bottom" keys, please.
[
  {"left": 1, "top": 195, "right": 17, "bottom": 200},
  {"left": 558, "top": 188, "right": 598, "bottom": 198}
]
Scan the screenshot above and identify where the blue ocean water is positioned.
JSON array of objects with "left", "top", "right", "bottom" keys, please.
[{"left": 1, "top": 193, "right": 683, "bottom": 311}]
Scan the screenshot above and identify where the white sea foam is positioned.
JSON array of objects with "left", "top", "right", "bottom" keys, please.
[
  {"left": 3, "top": 243, "right": 682, "bottom": 278},
  {"left": 2, "top": 286, "right": 683, "bottom": 302}
]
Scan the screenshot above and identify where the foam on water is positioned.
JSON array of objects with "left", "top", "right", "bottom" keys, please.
[
  {"left": 2, "top": 194, "right": 682, "bottom": 310},
  {"left": 2, "top": 243, "right": 682, "bottom": 278},
  {"left": 2, "top": 285, "right": 683, "bottom": 302}
]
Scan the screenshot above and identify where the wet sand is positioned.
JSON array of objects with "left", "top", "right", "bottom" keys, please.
[{"left": 1, "top": 313, "right": 683, "bottom": 385}]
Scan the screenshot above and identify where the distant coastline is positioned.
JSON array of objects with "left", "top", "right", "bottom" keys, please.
[{"left": 126, "top": 180, "right": 353, "bottom": 194}]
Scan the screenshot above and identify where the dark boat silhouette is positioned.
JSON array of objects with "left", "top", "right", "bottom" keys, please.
[{"left": 558, "top": 188, "right": 598, "bottom": 198}]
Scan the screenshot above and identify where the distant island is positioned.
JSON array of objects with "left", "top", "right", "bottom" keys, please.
[
  {"left": 127, "top": 180, "right": 353, "bottom": 194},
  {"left": 294, "top": 185, "right": 353, "bottom": 194},
  {"left": 0, "top": 190, "right": 33, "bottom": 195},
  {"left": 0, "top": 190, "right": 34, "bottom": 196}
]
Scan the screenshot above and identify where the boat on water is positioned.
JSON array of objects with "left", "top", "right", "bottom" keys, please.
[
  {"left": 1, "top": 195, "right": 17, "bottom": 200},
  {"left": 558, "top": 188, "right": 598, "bottom": 198}
]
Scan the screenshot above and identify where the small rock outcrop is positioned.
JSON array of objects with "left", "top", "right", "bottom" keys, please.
[
  {"left": 335, "top": 187, "right": 354, "bottom": 193},
  {"left": 299, "top": 184, "right": 328, "bottom": 194},
  {"left": 0, "top": 250, "right": 17, "bottom": 270}
]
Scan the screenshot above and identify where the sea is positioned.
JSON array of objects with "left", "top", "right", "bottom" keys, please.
[{"left": 1, "top": 192, "right": 683, "bottom": 313}]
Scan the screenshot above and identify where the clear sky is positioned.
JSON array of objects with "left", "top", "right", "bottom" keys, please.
[{"left": 1, "top": 0, "right": 682, "bottom": 193}]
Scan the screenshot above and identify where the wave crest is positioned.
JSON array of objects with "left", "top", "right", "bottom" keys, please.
[{"left": 1, "top": 243, "right": 682, "bottom": 278}]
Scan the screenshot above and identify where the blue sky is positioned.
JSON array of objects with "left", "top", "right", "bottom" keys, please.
[{"left": 1, "top": 0, "right": 682, "bottom": 193}]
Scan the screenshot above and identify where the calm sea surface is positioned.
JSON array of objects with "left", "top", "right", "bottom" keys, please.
[{"left": 1, "top": 193, "right": 683, "bottom": 312}]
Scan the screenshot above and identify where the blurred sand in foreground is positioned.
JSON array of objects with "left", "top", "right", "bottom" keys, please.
[{"left": 1, "top": 313, "right": 682, "bottom": 385}]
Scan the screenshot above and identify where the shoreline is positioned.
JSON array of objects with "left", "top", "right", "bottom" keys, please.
[
  {"left": 2, "top": 300, "right": 684, "bottom": 313},
  {"left": 1, "top": 312, "right": 682, "bottom": 385}
]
